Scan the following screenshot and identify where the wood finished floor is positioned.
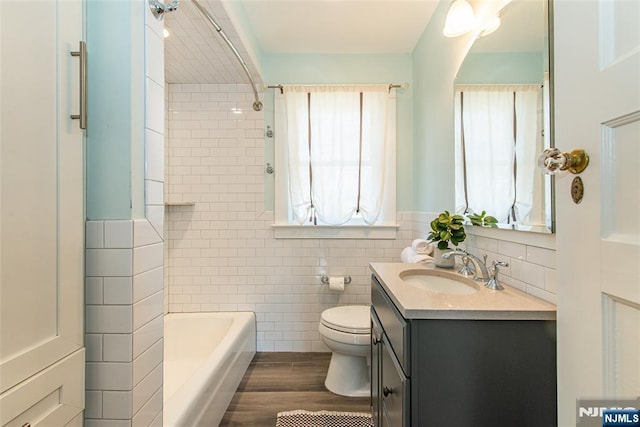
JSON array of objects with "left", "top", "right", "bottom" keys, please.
[{"left": 219, "top": 352, "right": 371, "bottom": 426}]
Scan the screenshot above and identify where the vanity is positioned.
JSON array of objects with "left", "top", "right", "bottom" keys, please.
[{"left": 370, "top": 263, "right": 557, "bottom": 427}]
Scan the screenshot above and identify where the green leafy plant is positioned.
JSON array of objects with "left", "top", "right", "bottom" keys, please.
[
  {"left": 427, "top": 211, "right": 466, "bottom": 250},
  {"left": 467, "top": 210, "right": 499, "bottom": 227}
]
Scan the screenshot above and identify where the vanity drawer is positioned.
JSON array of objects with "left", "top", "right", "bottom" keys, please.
[{"left": 371, "top": 275, "right": 410, "bottom": 375}]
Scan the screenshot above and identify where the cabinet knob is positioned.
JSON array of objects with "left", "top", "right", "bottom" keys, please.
[{"left": 383, "top": 386, "right": 393, "bottom": 397}]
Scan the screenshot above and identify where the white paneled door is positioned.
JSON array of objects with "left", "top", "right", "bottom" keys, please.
[
  {"left": 555, "top": 0, "right": 640, "bottom": 425},
  {"left": 0, "top": 0, "right": 85, "bottom": 425}
]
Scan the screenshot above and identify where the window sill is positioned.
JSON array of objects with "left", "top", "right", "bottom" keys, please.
[{"left": 271, "top": 224, "right": 399, "bottom": 239}]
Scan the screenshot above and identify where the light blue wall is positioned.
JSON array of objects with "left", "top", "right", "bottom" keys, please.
[
  {"left": 456, "top": 52, "right": 544, "bottom": 84},
  {"left": 86, "top": 1, "right": 145, "bottom": 220},
  {"left": 411, "top": 1, "right": 477, "bottom": 213},
  {"left": 262, "top": 53, "right": 414, "bottom": 211}
]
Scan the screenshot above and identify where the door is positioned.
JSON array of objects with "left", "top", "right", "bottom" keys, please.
[
  {"left": 0, "top": 0, "right": 85, "bottom": 425},
  {"left": 554, "top": 0, "right": 640, "bottom": 425}
]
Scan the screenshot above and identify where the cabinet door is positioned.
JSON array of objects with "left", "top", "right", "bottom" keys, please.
[
  {"left": 381, "top": 335, "right": 409, "bottom": 427},
  {"left": 0, "top": 0, "right": 84, "bottom": 403},
  {"left": 371, "top": 311, "right": 383, "bottom": 427}
]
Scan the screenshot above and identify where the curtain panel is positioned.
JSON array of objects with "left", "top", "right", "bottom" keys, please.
[
  {"left": 280, "top": 85, "right": 395, "bottom": 226},
  {"left": 454, "top": 84, "right": 542, "bottom": 224}
]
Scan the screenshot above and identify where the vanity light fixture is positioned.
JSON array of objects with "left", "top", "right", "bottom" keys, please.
[{"left": 443, "top": 0, "right": 477, "bottom": 37}]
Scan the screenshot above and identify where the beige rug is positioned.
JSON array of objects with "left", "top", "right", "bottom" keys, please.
[{"left": 275, "top": 410, "right": 373, "bottom": 427}]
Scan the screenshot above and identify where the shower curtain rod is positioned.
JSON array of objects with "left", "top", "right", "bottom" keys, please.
[
  {"left": 191, "top": 0, "right": 263, "bottom": 111},
  {"left": 266, "top": 83, "right": 408, "bottom": 94}
]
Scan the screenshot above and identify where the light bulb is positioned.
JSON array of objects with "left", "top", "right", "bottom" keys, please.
[{"left": 443, "top": 0, "right": 476, "bottom": 37}]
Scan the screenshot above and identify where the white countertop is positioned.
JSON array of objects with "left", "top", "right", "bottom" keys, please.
[{"left": 370, "top": 262, "right": 557, "bottom": 321}]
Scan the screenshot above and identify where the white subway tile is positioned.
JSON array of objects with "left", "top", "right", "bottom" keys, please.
[
  {"left": 133, "top": 267, "right": 163, "bottom": 303},
  {"left": 146, "top": 206, "right": 164, "bottom": 239},
  {"left": 133, "top": 293, "right": 163, "bottom": 330},
  {"left": 133, "top": 339, "right": 163, "bottom": 386},
  {"left": 104, "top": 277, "right": 133, "bottom": 305},
  {"left": 104, "top": 221, "right": 133, "bottom": 249},
  {"left": 103, "top": 391, "right": 132, "bottom": 419},
  {"left": 134, "top": 219, "right": 162, "bottom": 247},
  {"left": 497, "top": 240, "right": 526, "bottom": 260},
  {"left": 132, "top": 388, "right": 163, "bottom": 427},
  {"left": 86, "top": 221, "right": 105, "bottom": 249},
  {"left": 132, "top": 363, "right": 162, "bottom": 414},
  {"left": 86, "top": 306, "right": 133, "bottom": 334},
  {"left": 544, "top": 268, "right": 558, "bottom": 294},
  {"left": 145, "top": 130, "right": 164, "bottom": 183},
  {"left": 86, "top": 362, "right": 132, "bottom": 391},
  {"left": 526, "top": 246, "right": 556, "bottom": 268},
  {"left": 145, "top": 180, "right": 164, "bottom": 206},
  {"left": 145, "top": 27, "right": 164, "bottom": 86},
  {"left": 85, "top": 334, "right": 104, "bottom": 362},
  {"left": 133, "top": 243, "right": 163, "bottom": 275},
  {"left": 133, "top": 315, "right": 163, "bottom": 359},
  {"left": 86, "top": 277, "right": 104, "bottom": 305},
  {"left": 146, "top": 79, "right": 164, "bottom": 134},
  {"left": 104, "top": 334, "right": 133, "bottom": 362},
  {"left": 85, "top": 390, "right": 103, "bottom": 419},
  {"left": 86, "top": 249, "right": 133, "bottom": 277},
  {"left": 510, "top": 259, "right": 545, "bottom": 289}
]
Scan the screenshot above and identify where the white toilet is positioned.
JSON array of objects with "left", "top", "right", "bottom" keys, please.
[{"left": 318, "top": 305, "right": 371, "bottom": 397}]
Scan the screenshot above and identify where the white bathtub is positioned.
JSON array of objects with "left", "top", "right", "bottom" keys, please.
[{"left": 163, "top": 312, "right": 256, "bottom": 427}]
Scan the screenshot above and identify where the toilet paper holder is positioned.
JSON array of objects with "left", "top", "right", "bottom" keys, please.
[{"left": 321, "top": 275, "right": 352, "bottom": 285}]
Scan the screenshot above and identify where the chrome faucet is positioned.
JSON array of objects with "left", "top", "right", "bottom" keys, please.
[
  {"left": 442, "top": 249, "right": 490, "bottom": 282},
  {"left": 443, "top": 250, "right": 509, "bottom": 291},
  {"left": 486, "top": 260, "right": 509, "bottom": 290}
]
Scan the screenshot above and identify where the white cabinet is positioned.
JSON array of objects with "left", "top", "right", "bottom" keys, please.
[{"left": 0, "top": 1, "right": 85, "bottom": 425}]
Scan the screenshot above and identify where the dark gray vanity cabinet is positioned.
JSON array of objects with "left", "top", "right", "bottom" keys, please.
[{"left": 370, "top": 274, "right": 557, "bottom": 427}]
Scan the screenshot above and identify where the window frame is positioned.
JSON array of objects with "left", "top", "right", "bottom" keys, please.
[{"left": 273, "top": 86, "right": 397, "bottom": 239}]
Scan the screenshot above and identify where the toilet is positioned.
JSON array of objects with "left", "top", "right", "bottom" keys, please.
[{"left": 318, "top": 305, "right": 371, "bottom": 397}]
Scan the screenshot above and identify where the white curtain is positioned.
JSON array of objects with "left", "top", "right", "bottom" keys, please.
[
  {"left": 282, "top": 85, "right": 394, "bottom": 226},
  {"left": 455, "top": 84, "right": 542, "bottom": 224}
]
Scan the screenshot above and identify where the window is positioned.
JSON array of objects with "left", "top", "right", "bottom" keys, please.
[{"left": 274, "top": 85, "right": 397, "bottom": 238}]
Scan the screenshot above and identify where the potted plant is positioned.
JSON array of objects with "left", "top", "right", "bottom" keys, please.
[{"left": 427, "top": 211, "right": 466, "bottom": 268}]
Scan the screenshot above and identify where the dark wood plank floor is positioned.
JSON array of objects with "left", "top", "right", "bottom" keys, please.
[{"left": 219, "top": 352, "right": 371, "bottom": 426}]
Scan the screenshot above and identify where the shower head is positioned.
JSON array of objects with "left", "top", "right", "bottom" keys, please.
[{"left": 149, "top": 0, "right": 179, "bottom": 21}]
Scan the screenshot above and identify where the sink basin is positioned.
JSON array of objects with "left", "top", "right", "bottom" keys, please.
[{"left": 399, "top": 269, "right": 480, "bottom": 295}]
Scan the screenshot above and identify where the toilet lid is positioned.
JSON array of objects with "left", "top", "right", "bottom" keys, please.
[{"left": 321, "top": 305, "right": 370, "bottom": 334}]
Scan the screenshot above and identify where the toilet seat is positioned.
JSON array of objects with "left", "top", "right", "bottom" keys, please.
[{"left": 320, "top": 305, "right": 370, "bottom": 334}]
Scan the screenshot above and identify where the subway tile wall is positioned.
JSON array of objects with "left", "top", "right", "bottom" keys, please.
[
  {"left": 85, "top": 220, "right": 164, "bottom": 427},
  {"left": 165, "top": 83, "right": 412, "bottom": 351},
  {"left": 411, "top": 212, "right": 558, "bottom": 304},
  {"left": 165, "top": 84, "right": 557, "bottom": 352}
]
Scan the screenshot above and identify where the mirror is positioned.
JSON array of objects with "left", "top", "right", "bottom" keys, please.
[{"left": 454, "top": 0, "right": 554, "bottom": 233}]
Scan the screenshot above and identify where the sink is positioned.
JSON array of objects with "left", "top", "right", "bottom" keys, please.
[{"left": 399, "top": 269, "right": 480, "bottom": 295}]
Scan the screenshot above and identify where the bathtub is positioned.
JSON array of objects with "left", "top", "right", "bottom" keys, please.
[{"left": 163, "top": 312, "right": 256, "bottom": 427}]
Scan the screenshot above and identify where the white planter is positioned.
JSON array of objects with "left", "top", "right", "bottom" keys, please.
[{"left": 434, "top": 247, "right": 455, "bottom": 268}]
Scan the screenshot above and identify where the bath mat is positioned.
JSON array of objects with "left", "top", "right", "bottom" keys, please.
[{"left": 275, "top": 410, "right": 373, "bottom": 427}]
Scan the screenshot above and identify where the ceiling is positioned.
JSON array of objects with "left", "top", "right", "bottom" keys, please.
[
  {"left": 164, "top": 0, "right": 439, "bottom": 84},
  {"left": 236, "top": 0, "right": 439, "bottom": 54},
  {"left": 163, "top": 0, "right": 544, "bottom": 85}
]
